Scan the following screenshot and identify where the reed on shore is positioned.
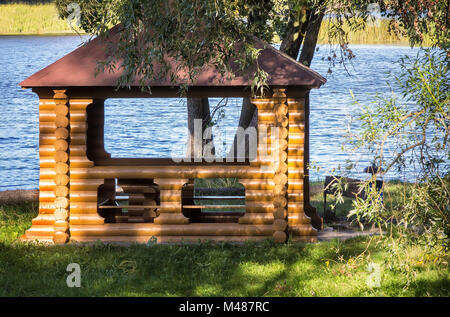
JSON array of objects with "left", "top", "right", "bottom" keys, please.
[
  {"left": 0, "top": 3, "right": 74, "bottom": 35},
  {"left": 0, "top": 3, "right": 431, "bottom": 46}
]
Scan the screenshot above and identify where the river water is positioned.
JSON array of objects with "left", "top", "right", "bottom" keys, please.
[{"left": 0, "top": 35, "right": 420, "bottom": 190}]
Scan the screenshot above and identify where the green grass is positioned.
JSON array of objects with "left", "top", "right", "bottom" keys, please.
[
  {"left": 0, "top": 197, "right": 448, "bottom": 296},
  {"left": 0, "top": 3, "right": 76, "bottom": 35}
]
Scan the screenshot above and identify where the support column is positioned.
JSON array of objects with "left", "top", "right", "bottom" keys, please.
[
  {"left": 52, "top": 90, "right": 70, "bottom": 244},
  {"left": 239, "top": 97, "right": 276, "bottom": 225},
  {"left": 153, "top": 178, "right": 189, "bottom": 225},
  {"left": 69, "top": 99, "right": 104, "bottom": 227},
  {"left": 286, "top": 96, "right": 317, "bottom": 241},
  {"left": 272, "top": 89, "right": 289, "bottom": 243}
]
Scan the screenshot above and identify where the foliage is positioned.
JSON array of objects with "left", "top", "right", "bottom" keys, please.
[{"left": 344, "top": 48, "right": 449, "bottom": 252}]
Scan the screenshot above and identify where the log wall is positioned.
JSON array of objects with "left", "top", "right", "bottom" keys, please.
[{"left": 22, "top": 90, "right": 318, "bottom": 244}]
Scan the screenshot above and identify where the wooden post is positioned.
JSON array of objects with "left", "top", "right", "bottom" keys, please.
[
  {"left": 53, "top": 90, "right": 70, "bottom": 244},
  {"left": 238, "top": 97, "right": 276, "bottom": 225},
  {"left": 271, "top": 89, "right": 289, "bottom": 243},
  {"left": 286, "top": 96, "right": 317, "bottom": 242},
  {"left": 153, "top": 178, "right": 189, "bottom": 224},
  {"left": 69, "top": 99, "right": 104, "bottom": 228}
]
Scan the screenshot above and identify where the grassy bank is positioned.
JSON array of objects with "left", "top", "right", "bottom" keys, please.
[
  {"left": 0, "top": 3, "right": 75, "bottom": 35},
  {"left": 0, "top": 182, "right": 448, "bottom": 297}
]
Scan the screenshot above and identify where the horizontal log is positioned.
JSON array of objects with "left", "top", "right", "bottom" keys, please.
[
  {"left": 40, "top": 168, "right": 56, "bottom": 179},
  {"left": 39, "top": 111, "right": 56, "bottom": 121},
  {"left": 54, "top": 220, "right": 69, "bottom": 233},
  {"left": 240, "top": 179, "right": 274, "bottom": 190},
  {"left": 69, "top": 214, "right": 105, "bottom": 225},
  {"left": 251, "top": 99, "right": 274, "bottom": 110},
  {"left": 40, "top": 157, "right": 55, "bottom": 168},
  {"left": 31, "top": 214, "right": 56, "bottom": 226},
  {"left": 288, "top": 224, "right": 317, "bottom": 237},
  {"left": 70, "top": 156, "right": 94, "bottom": 168},
  {"left": 288, "top": 111, "right": 305, "bottom": 121},
  {"left": 68, "top": 99, "right": 93, "bottom": 109},
  {"left": 287, "top": 180, "right": 303, "bottom": 190},
  {"left": 287, "top": 160, "right": 304, "bottom": 169},
  {"left": 70, "top": 134, "right": 86, "bottom": 145},
  {"left": 287, "top": 191, "right": 303, "bottom": 202},
  {"left": 258, "top": 113, "right": 275, "bottom": 122},
  {"left": 287, "top": 213, "right": 311, "bottom": 225},
  {"left": 70, "top": 202, "right": 98, "bottom": 214},
  {"left": 70, "top": 122, "right": 87, "bottom": 133},
  {"left": 70, "top": 166, "right": 273, "bottom": 180},
  {"left": 245, "top": 190, "right": 272, "bottom": 201},
  {"left": 287, "top": 202, "right": 304, "bottom": 213},
  {"left": 238, "top": 213, "right": 274, "bottom": 224},
  {"left": 246, "top": 201, "right": 274, "bottom": 213},
  {"left": 25, "top": 225, "right": 54, "bottom": 238},
  {"left": 69, "top": 145, "right": 87, "bottom": 156},
  {"left": 288, "top": 169, "right": 304, "bottom": 178},
  {"left": 39, "top": 145, "right": 55, "bottom": 156},
  {"left": 70, "top": 235, "right": 270, "bottom": 243},
  {"left": 39, "top": 190, "right": 55, "bottom": 202},
  {"left": 39, "top": 122, "right": 56, "bottom": 133},
  {"left": 288, "top": 134, "right": 305, "bottom": 145},
  {"left": 38, "top": 202, "right": 56, "bottom": 213},
  {"left": 69, "top": 111, "right": 87, "bottom": 123},
  {"left": 286, "top": 99, "right": 304, "bottom": 109},
  {"left": 153, "top": 213, "right": 189, "bottom": 224},
  {"left": 70, "top": 223, "right": 273, "bottom": 237},
  {"left": 69, "top": 190, "right": 98, "bottom": 202},
  {"left": 70, "top": 178, "right": 104, "bottom": 191},
  {"left": 39, "top": 134, "right": 56, "bottom": 145}
]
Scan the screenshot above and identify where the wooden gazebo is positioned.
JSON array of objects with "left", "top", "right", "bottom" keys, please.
[{"left": 20, "top": 29, "right": 325, "bottom": 244}]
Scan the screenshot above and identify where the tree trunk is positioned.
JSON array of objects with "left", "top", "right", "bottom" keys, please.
[
  {"left": 297, "top": 9, "right": 325, "bottom": 230},
  {"left": 299, "top": 10, "right": 324, "bottom": 66},
  {"left": 186, "top": 98, "right": 215, "bottom": 160}
]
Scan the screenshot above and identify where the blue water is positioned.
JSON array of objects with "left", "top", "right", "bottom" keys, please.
[{"left": 0, "top": 35, "right": 420, "bottom": 190}]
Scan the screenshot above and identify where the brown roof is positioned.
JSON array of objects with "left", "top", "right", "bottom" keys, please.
[{"left": 20, "top": 28, "right": 326, "bottom": 89}]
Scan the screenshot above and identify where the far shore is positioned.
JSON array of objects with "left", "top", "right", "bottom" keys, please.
[{"left": 0, "top": 3, "right": 419, "bottom": 46}]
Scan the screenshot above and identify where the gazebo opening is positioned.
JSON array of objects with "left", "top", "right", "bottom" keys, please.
[
  {"left": 98, "top": 178, "right": 160, "bottom": 223},
  {"left": 181, "top": 178, "right": 245, "bottom": 223}
]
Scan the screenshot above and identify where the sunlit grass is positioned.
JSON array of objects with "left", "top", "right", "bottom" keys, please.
[{"left": 0, "top": 189, "right": 448, "bottom": 296}]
